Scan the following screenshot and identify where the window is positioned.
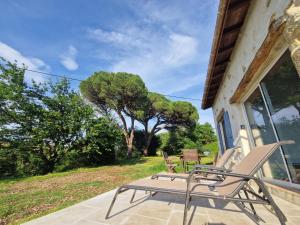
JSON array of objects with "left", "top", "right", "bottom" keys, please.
[
  {"left": 245, "top": 88, "right": 289, "bottom": 181},
  {"left": 245, "top": 50, "right": 300, "bottom": 184},
  {"left": 217, "top": 111, "right": 234, "bottom": 154}
]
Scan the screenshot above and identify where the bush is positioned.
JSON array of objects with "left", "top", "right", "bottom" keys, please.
[
  {"left": 133, "top": 130, "right": 161, "bottom": 156},
  {"left": 57, "top": 117, "right": 127, "bottom": 171},
  {"left": 159, "top": 123, "right": 217, "bottom": 155},
  {"left": 16, "top": 150, "right": 48, "bottom": 176},
  {"left": 0, "top": 148, "right": 17, "bottom": 177}
]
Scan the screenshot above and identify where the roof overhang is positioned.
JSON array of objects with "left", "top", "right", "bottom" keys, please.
[{"left": 201, "top": 0, "right": 251, "bottom": 109}]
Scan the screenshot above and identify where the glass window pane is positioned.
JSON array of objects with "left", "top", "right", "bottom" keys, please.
[
  {"left": 245, "top": 88, "right": 289, "bottom": 181},
  {"left": 261, "top": 51, "right": 300, "bottom": 184}
]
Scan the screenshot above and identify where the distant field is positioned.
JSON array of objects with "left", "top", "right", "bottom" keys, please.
[{"left": 0, "top": 146, "right": 216, "bottom": 225}]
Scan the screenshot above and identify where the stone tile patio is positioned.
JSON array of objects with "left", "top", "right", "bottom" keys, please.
[{"left": 23, "top": 184, "right": 300, "bottom": 225}]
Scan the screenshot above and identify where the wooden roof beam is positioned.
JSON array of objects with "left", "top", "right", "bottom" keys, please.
[
  {"left": 210, "top": 82, "right": 221, "bottom": 88},
  {"left": 223, "top": 21, "right": 244, "bottom": 34},
  {"left": 229, "top": 0, "right": 249, "bottom": 10},
  {"left": 218, "top": 43, "right": 235, "bottom": 53},
  {"left": 209, "top": 86, "right": 219, "bottom": 92},
  {"left": 211, "top": 71, "right": 225, "bottom": 80},
  {"left": 206, "top": 95, "right": 215, "bottom": 100},
  {"left": 215, "top": 57, "right": 230, "bottom": 66}
]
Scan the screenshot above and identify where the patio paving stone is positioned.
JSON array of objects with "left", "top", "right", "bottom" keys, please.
[{"left": 23, "top": 187, "right": 300, "bottom": 225}]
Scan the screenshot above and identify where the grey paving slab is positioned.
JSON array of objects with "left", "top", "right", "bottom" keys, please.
[{"left": 23, "top": 186, "right": 300, "bottom": 225}]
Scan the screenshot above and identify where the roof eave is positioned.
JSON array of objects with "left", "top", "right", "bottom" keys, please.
[{"left": 201, "top": 0, "right": 230, "bottom": 110}]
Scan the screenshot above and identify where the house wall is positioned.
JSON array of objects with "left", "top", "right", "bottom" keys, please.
[{"left": 212, "top": 0, "right": 291, "bottom": 164}]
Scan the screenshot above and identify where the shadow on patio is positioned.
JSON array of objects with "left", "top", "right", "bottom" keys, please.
[{"left": 23, "top": 187, "right": 300, "bottom": 225}]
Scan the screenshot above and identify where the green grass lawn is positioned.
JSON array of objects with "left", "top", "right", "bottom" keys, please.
[{"left": 0, "top": 149, "right": 216, "bottom": 225}]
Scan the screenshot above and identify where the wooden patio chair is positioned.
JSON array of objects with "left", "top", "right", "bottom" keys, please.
[
  {"left": 182, "top": 149, "right": 200, "bottom": 171},
  {"left": 105, "top": 141, "right": 294, "bottom": 225},
  {"left": 162, "top": 151, "right": 177, "bottom": 173},
  {"left": 152, "top": 145, "right": 238, "bottom": 181}
]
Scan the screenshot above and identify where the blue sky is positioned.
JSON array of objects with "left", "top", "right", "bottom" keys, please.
[{"left": 0, "top": 0, "right": 218, "bottom": 126}]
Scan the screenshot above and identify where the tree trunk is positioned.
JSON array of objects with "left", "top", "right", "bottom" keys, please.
[
  {"left": 143, "top": 121, "right": 160, "bottom": 156},
  {"left": 116, "top": 111, "right": 135, "bottom": 158},
  {"left": 126, "top": 118, "right": 135, "bottom": 158},
  {"left": 143, "top": 122, "right": 149, "bottom": 156},
  {"left": 127, "top": 129, "right": 134, "bottom": 158},
  {"left": 144, "top": 132, "right": 154, "bottom": 156},
  {"left": 45, "top": 160, "right": 56, "bottom": 173},
  {"left": 36, "top": 147, "right": 56, "bottom": 174}
]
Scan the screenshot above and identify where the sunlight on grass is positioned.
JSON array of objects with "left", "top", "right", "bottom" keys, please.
[{"left": 0, "top": 153, "right": 215, "bottom": 225}]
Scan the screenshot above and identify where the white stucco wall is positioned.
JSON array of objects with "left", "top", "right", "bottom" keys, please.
[{"left": 212, "top": 0, "right": 291, "bottom": 159}]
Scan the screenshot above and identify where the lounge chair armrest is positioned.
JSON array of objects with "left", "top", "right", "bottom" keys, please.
[
  {"left": 194, "top": 164, "right": 232, "bottom": 173},
  {"left": 186, "top": 169, "right": 256, "bottom": 188},
  {"left": 191, "top": 169, "right": 255, "bottom": 179}
]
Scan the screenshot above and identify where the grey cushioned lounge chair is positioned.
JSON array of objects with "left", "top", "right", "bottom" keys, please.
[{"left": 105, "top": 141, "right": 294, "bottom": 225}]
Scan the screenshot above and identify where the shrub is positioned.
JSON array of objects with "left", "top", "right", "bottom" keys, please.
[
  {"left": 133, "top": 130, "right": 161, "bottom": 156},
  {"left": 0, "top": 148, "right": 17, "bottom": 177}
]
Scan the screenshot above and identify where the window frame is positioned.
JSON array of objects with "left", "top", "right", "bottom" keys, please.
[
  {"left": 241, "top": 47, "right": 296, "bottom": 185},
  {"left": 217, "top": 111, "right": 234, "bottom": 152}
]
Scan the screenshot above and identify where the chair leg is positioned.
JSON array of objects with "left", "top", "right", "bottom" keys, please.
[
  {"left": 105, "top": 187, "right": 122, "bottom": 219},
  {"left": 151, "top": 191, "right": 158, "bottom": 197},
  {"left": 256, "top": 180, "right": 286, "bottom": 225},
  {"left": 243, "top": 190, "right": 256, "bottom": 215},
  {"left": 130, "top": 190, "right": 136, "bottom": 204},
  {"left": 188, "top": 196, "right": 192, "bottom": 210},
  {"left": 183, "top": 188, "right": 192, "bottom": 225},
  {"left": 238, "top": 193, "right": 245, "bottom": 208}
]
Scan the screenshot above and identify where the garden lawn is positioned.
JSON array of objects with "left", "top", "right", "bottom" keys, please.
[{"left": 0, "top": 154, "right": 215, "bottom": 225}]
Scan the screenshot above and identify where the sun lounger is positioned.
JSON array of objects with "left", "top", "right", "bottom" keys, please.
[{"left": 106, "top": 141, "right": 294, "bottom": 225}]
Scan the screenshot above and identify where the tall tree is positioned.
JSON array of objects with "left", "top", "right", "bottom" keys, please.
[
  {"left": 0, "top": 58, "right": 94, "bottom": 174},
  {"left": 0, "top": 58, "right": 28, "bottom": 176},
  {"left": 25, "top": 79, "right": 94, "bottom": 173},
  {"left": 138, "top": 92, "right": 199, "bottom": 155},
  {"left": 80, "top": 71, "right": 147, "bottom": 157}
]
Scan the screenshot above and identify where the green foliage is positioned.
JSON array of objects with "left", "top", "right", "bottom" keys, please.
[
  {"left": 0, "top": 157, "right": 165, "bottom": 225},
  {"left": 0, "top": 58, "right": 202, "bottom": 178},
  {"left": 80, "top": 71, "right": 147, "bottom": 117},
  {"left": 189, "top": 122, "right": 217, "bottom": 145},
  {"left": 202, "top": 142, "right": 219, "bottom": 155},
  {"left": 0, "top": 59, "right": 128, "bottom": 177},
  {"left": 67, "top": 117, "right": 126, "bottom": 168},
  {"left": 133, "top": 130, "right": 161, "bottom": 156},
  {"left": 0, "top": 148, "right": 17, "bottom": 177},
  {"left": 80, "top": 71, "right": 148, "bottom": 157},
  {"left": 137, "top": 92, "right": 199, "bottom": 155},
  {"left": 159, "top": 123, "right": 217, "bottom": 155},
  {"left": 7, "top": 78, "right": 93, "bottom": 175},
  {"left": 160, "top": 130, "right": 185, "bottom": 155}
]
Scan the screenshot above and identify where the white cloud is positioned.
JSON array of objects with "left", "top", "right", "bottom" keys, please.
[
  {"left": 60, "top": 45, "right": 79, "bottom": 71},
  {"left": 110, "top": 31, "right": 200, "bottom": 93},
  {"left": 162, "top": 34, "right": 198, "bottom": 66},
  {"left": 87, "top": 28, "right": 128, "bottom": 44},
  {"left": 0, "top": 41, "right": 50, "bottom": 83},
  {"left": 87, "top": 27, "right": 145, "bottom": 50},
  {"left": 168, "top": 74, "right": 202, "bottom": 93},
  {"left": 85, "top": 1, "right": 218, "bottom": 127}
]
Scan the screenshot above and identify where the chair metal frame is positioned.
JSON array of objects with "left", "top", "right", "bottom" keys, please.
[
  {"left": 183, "top": 169, "right": 287, "bottom": 225},
  {"left": 106, "top": 141, "right": 294, "bottom": 225}
]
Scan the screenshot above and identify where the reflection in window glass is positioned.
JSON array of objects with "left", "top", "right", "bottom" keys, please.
[
  {"left": 261, "top": 51, "right": 300, "bottom": 184},
  {"left": 245, "top": 88, "right": 289, "bottom": 181}
]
